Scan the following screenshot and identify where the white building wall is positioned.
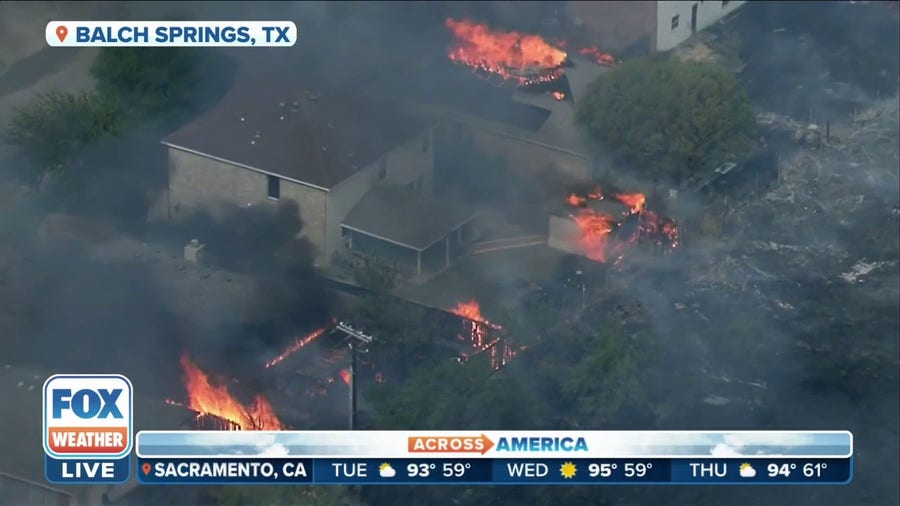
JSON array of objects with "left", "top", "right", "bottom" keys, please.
[
  {"left": 656, "top": 1, "right": 747, "bottom": 52},
  {"left": 656, "top": 1, "right": 698, "bottom": 51},
  {"left": 695, "top": 0, "right": 746, "bottom": 31}
]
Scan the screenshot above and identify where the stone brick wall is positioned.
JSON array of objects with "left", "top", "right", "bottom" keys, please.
[{"left": 166, "top": 148, "right": 328, "bottom": 264}]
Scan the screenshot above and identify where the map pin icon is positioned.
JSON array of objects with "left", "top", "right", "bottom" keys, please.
[
  {"left": 56, "top": 25, "right": 68, "bottom": 42},
  {"left": 141, "top": 462, "right": 152, "bottom": 475}
]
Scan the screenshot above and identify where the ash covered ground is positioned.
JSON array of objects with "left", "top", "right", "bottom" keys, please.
[{"left": 0, "top": 2, "right": 897, "bottom": 506}]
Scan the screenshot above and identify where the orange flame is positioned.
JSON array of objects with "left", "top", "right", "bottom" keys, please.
[
  {"left": 579, "top": 46, "right": 616, "bottom": 66},
  {"left": 264, "top": 325, "right": 331, "bottom": 369},
  {"left": 571, "top": 210, "right": 617, "bottom": 263},
  {"left": 339, "top": 369, "right": 351, "bottom": 385},
  {"left": 564, "top": 186, "right": 678, "bottom": 263},
  {"left": 445, "top": 18, "right": 567, "bottom": 86},
  {"left": 567, "top": 193, "right": 587, "bottom": 207},
  {"left": 450, "top": 299, "right": 524, "bottom": 370},
  {"left": 451, "top": 300, "right": 491, "bottom": 325},
  {"left": 179, "top": 354, "right": 283, "bottom": 430},
  {"left": 615, "top": 192, "right": 646, "bottom": 214},
  {"left": 451, "top": 300, "right": 500, "bottom": 347},
  {"left": 552, "top": 91, "right": 566, "bottom": 101},
  {"left": 587, "top": 187, "right": 604, "bottom": 200}
]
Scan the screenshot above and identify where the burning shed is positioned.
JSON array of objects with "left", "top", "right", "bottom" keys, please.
[
  {"left": 548, "top": 185, "right": 679, "bottom": 264},
  {"left": 549, "top": 198, "right": 630, "bottom": 262}
]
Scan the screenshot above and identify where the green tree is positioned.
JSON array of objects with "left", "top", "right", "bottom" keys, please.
[
  {"left": 352, "top": 254, "right": 399, "bottom": 293},
  {"left": 576, "top": 58, "right": 757, "bottom": 185},
  {"left": 90, "top": 46, "right": 205, "bottom": 118},
  {"left": 5, "top": 91, "right": 122, "bottom": 185},
  {"left": 355, "top": 296, "right": 441, "bottom": 382}
]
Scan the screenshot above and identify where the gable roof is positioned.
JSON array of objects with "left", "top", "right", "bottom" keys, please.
[
  {"left": 163, "top": 74, "right": 432, "bottom": 189},
  {"left": 342, "top": 186, "right": 477, "bottom": 251}
]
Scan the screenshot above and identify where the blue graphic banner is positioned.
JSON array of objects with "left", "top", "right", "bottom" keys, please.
[{"left": 135, "top": 457, "right": 852, "bottom": 485}]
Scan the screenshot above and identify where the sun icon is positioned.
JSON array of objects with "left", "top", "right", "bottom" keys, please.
[{"left": 560, "top": 461, "right": 577, "bottom": 479}]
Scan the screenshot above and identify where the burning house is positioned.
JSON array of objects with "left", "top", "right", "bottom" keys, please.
[
  {"left": 375, "top": 19, "right": 612, "bottom": 184},
  {"left": 439, "top": 19, "right": 610, "bottom": 181},
  {"left": 162, "top": 73, "right": 478, "bottom": 277}
]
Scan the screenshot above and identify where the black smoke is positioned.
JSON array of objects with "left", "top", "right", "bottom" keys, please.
[
  {"left": 159, "top": 201, "right": 334, "bottom": 375},
  {"left": 6, "top": 238, "right": 185, "bottom": 399},
  {"left": 1, "top": 195, "right": 332, "bottom": 400}
]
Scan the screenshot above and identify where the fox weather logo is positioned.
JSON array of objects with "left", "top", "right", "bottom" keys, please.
[{"left": 43, "top": 374, "right": 133, "bottom": 460}]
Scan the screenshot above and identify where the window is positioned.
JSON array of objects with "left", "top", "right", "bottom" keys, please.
[
  {"left": 421, "top": 133, "right": 430, "bottom": 152},
  {"left": 378, "top": 158, "right": 387, "bottom": 179},
  {"left": 267, "top": 175, "right": 280, "bottom": 199},
  {"left": 671, "top": 14, "right": 680, "bottom": 30}
]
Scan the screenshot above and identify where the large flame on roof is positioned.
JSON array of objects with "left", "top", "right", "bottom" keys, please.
[
  {"left": 180, "top": 354, "right": 284, "bottom": 430},
  {"left": 445, "top": 18, "right": 567, "bottom": 86}
]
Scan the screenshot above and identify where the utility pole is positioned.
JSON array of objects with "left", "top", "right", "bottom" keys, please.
[
  {"left": 335, "top": 322, "right": 373, "bottom": 431},
  {"left": 576, "top": 270, "right": 585, "bottom": 311},
  {"left": 349, "top": 342, "right": 358, "bottom": 430}
]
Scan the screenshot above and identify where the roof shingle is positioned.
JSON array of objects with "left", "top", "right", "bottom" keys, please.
[
  {"left": 163, "top": 74, "right": 432, "bottom": 189},
  {"left": 343, "top": 186, "right": 477, "bottom": 250}
]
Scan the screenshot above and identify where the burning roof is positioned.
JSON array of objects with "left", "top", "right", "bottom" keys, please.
[
  {"left": 445, "top": 18, "right": 567, "bottom": 87},
  {"left": 444, "top": 18, "right": 616, "bottom": 90}
]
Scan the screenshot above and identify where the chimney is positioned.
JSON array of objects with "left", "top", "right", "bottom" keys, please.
[{"left": 184, "top": 239, "right": 205, "bottom": 263}]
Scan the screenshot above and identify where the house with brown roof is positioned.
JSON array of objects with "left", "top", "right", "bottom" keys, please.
[{"left": 163, "top": 75, "right": 477, "bottom": 276}]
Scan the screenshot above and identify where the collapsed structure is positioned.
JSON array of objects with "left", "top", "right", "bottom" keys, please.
[{"left": 549, "top": 185, "right": 679, "bottom": 264}]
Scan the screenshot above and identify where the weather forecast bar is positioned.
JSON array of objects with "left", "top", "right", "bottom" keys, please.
[
  {"left": 132, "top": 431, "right": 852, "bottom": 484},
  {"left": 136, "top": 431, "right": 853, "bottom": 459},
  {"left": 134, "top": 457, "right": 853, "bottom": 484},
  {"left": 135, "top": 430, "right": 853, "bottom": 459}
]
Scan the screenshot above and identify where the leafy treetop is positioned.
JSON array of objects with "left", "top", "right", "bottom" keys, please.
[{"left": 576, "top": 58, "right": 757, "bottom": 185}]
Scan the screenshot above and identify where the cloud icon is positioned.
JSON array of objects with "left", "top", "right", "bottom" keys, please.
[
  {"left": 379, "top": 463, "right": 396, "bottom": 478},
  {"left": 739, "top": 463, "right": 756, "bottom": 478}
]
